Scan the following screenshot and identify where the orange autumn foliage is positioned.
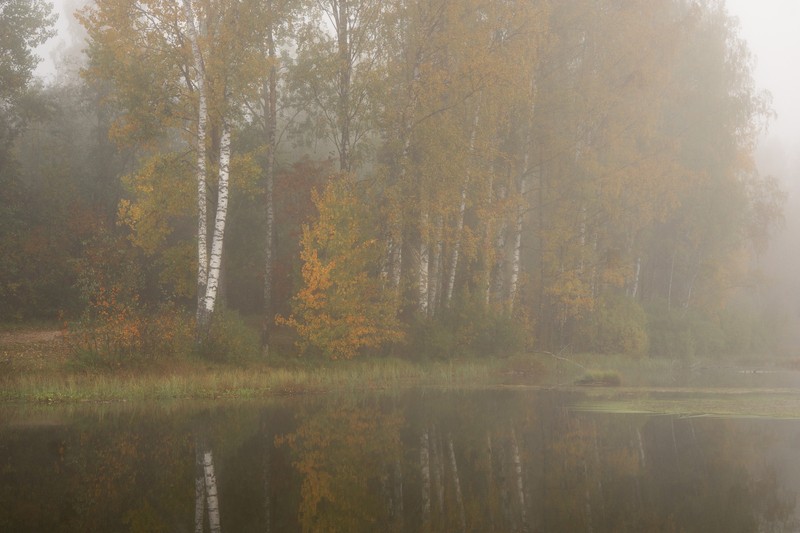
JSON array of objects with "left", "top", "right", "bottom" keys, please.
[{"left": 279, "top": 176, "right": 404, "bottom": 359}]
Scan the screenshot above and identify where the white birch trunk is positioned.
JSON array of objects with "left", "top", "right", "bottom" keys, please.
[
  {"left": 203, "top": 449, "right": 222, "bottom": 533},
  {"left": 418, "top": 210, "right": 429, "bottom": 315},
  {"left": 261, "top": 13, "right": 277, "bottom": 357},
  {"left": 444, "top": 106, "right": 480, "bottom": 308},
  {"left": 428, "top": 215, "right": 443, "bottom": 317},
  {"left": 490, "top": 209, "right": 507, "bottom": 304},
  {"left": 201, "top": 118, "right": 231, "bottom": 328},
  {"left": 182, "top": 0, "right": 209, "bottom": 322},
  {"left": 444, "top": 186, "right": 467, "bottom": 308},
  {"left": 508, "top": 156, "right": 529, "bottom": 312},
  {"left": 631, "top": 256, "right": 641, "bottom": 299},
  {"left": 336, "top": 0, "right": 351, "bottom": 172}
]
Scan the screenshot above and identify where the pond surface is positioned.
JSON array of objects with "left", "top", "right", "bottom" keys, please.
[{"left": 1, "top": 389, "right": 799, "bottom": 532}]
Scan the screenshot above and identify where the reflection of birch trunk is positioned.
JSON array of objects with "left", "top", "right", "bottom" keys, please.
[
  {"left": 420, "top": 430, "right": 431, "bottom": 525},
  {"left": 486, "top": 434, "right": 496, "bottom": 532},
  {"left": 394, "top": 458, "right": 404, "bottom": 531},
  {"left": 195, "top": 445, "right": 205, "bottom": 533},
  {"left": 591, "top": 423, "right": 605, "bottom": 525},
  {"left": 634, "top": 425, "right": 646, "bottom": 507},
  {"left": 204, "top": 449, "right": 222, "bottom": 533},
  {"left": 431, "top": 426, "right": 444, "bottom": 516},
  {"left": 447, "top": 435, "right": 466, "bottom": 533},
  {"left": 498, "top": 438, "right": 512, "bottom": 529},
  {"left": 583, "top": 459, "right": 593, "bottom": 533},
  {"left": 263, "top": 425, "right": 271, "bottom": 533},
  {"left": 511, "top": 428, "right": 528, "bottom": 532}
]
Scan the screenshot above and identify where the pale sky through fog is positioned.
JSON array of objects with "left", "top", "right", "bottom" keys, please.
[{"left": 725, "top": 0, "right": 800, "bottom": 190}]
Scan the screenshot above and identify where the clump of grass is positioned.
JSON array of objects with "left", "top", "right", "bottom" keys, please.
[{"left": 575, "top": 371, "right": 622, "bottom": 387}]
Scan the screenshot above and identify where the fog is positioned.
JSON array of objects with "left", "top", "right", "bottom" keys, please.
[
  {"left": 7, "top": 3, "right": 800, "bottom": 529},
  {"left": 720, "top": 1, "right": 800, "bottom": 352}
]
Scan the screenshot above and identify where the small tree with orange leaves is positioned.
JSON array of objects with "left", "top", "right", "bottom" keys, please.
[{"left": 280, "top": 175, "right": 404, "bottom": 359}]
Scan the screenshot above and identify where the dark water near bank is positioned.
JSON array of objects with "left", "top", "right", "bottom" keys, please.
[{"left": 1, "top": 390, "right": 799, "bottom": 532}]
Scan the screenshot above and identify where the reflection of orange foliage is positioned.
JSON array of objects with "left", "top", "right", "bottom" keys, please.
[{"left": 277, "top": 400, "right": 403, "bottom": 532}]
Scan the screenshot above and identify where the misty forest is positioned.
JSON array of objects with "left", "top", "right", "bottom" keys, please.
[
  {"left": 1, "top": 0, "right": 785, "bottom": 360},
  {"left": 3, "top": 0, "right": 800, "bottom": 531}
]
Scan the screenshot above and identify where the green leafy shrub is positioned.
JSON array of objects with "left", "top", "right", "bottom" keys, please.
[
  {"left": 408, "top": 293, "right": 532, "bottom": 359},
  {"left": 200, "top": 309, "right": 262, "bottom": 362}
]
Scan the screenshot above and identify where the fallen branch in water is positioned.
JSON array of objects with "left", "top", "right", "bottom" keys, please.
[{"left": 533, "top": 348, "right": 588, "bottom": 371}]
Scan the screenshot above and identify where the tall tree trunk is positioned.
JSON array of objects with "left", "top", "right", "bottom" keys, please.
[
  {"left": 507, "top": 158, "right": 529, "bottom": 312},
  {"left": 490, "top": 189, "right": 508, "bottom": 305},
  {"left": 199, "top": 115, "right": 232, "bottom": 333},
  {"left": 182, "top": 0, "right": 209, "bottom": 327},
  {"left": 418, "top": 210, "right": 429, "bottom": 315},
  {"left": 336, "top": 0, "right": 351, "bottom": 172},
  {"left": 444, "top": 185, "right": 467, "bottom": 308},
  {"left": 444, "top": 105, "right": 480, "bottom": 308},
  {"left": 428, "top": 215, "right": 443, "bottom": 317},
  {"left": 261, "top": 11, "right": 278, "bottom": 357}
]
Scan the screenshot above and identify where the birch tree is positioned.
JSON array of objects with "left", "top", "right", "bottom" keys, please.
[{"left": 81, "top": 0, "right": 270, "bottom": 341}]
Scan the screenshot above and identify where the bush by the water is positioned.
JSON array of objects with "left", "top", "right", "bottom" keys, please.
[
  {"left": 199, "top": 309, "right": 262, "bottom": 362},
  {"left": 66, "top": 300, "right": 193, "bottom": 367},
  {"left": 573, "top": 293, "right": 649, "bottom": 356},
  {"left": 408, "top": 294, "right": 532, "bottom": 359}
]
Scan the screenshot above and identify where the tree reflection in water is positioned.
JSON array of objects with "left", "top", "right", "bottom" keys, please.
[{"left": 0, "top": 391, "right": 797, "bottom": 532}]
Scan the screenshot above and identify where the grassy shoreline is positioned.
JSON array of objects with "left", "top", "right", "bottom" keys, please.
[
  {"left": 4, "top": 327, "right": 800, "bottom": 416},
  {"left": 0, "top": 327, "right": 553, "bottom": 403},
  {"left": 1, "top": 357, "right": 543, "bottom": 404}
]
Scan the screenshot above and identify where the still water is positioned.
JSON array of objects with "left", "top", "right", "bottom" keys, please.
[{"left": 1, "top": 389, "right": 799, "bottom": 532}]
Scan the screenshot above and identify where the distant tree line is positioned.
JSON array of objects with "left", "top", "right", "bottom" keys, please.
[{"left": 0, "top": 0, "right": 783, "bottom": 359}]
